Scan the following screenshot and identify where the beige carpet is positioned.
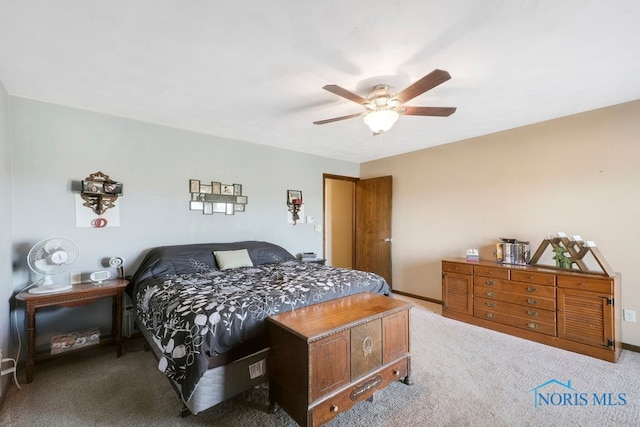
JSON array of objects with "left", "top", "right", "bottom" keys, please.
[{"left": 2, "top": 297, "right": 639, "bottom": 426}]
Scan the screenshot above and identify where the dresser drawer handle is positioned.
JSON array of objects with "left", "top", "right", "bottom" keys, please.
[
  {"left": 393, "top": 370, "right": 400, "bottom": 377},
  {"left": 486, "top": 313, "right": 495, "bottom": 319},
  {"left": 485, "top": 280, "right": 494, "bottom": 286},
  {"left": 527, "top": 299, "right": 538, "bottom": 305},
  {"left": 486, "top": 291, "right": 495, "bottom": 297},
  {"left": 527, "top": 310, "right": 538, "bottom": 317},
  {"left": 526, "top": 286, "right": 537, "bottom": 293},
  {"left": 330, "top": 405, "right": 339, "bottom": 413},
  {"left": 527, "top": 322, "right": 539, "bottom": 330},
  {"left": 486, "top": 302, "right": 495, "bottom": 307}
]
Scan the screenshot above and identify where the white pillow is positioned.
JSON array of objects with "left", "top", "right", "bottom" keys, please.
[{"left": 213, "top": 249, "right": 253, "bottom": 270}]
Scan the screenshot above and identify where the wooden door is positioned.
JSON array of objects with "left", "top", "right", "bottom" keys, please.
[{"left": 355, "top": 176, "right": 392, "bottom": 287}]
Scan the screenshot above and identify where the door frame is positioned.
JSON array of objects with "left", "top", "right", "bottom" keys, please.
[{"left": 323, "top": 174, "right": 358, "bottom": 267}]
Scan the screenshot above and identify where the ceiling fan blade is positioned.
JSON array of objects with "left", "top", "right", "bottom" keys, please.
[
  {"left": 401, "top": 106, "right": 457, "bottom": 117},
  {"left": 322, "top": 85, "right": 367, "bottom": 105},
  {"left": 313, "top": 112, "right": 362, "bottom": 125},
  {"left": 392, "top": 69, "right": 451, "bottom": 104}
]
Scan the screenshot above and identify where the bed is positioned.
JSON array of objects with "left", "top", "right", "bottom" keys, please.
[{"left": 127, "top": 241, "right": 391, "bottom": 415}]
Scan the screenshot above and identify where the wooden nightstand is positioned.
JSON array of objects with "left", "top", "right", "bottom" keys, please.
[{"left": 15, "top": 279, "right": 128, "bottom": 383}]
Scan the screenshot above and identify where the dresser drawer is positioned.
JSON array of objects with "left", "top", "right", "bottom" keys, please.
[
  {"left": 474, "top": 265, "right": 509, "bottom": 279},
  {"left": 475, "top": 297, "right": 556, "bottom": 324},
  {"left": 473, "top": 277, "right": 555, "bottom": 299},
  {"left": 442, "top": 261, "right": 473, "bottom": 275},
  {"left": 557, "top": 275, "right": 613, "bottom": 293},
  {"left": 311, "top": 358, "right": 408, "bottom": 426},
  {"left": 511, "top": 270, "right": 556, "bottom": 286},
  {"left": 475, "top": 307, "right": 557, "bottom": 336},
  {"left": 474, "top": 286, "right": 556, "bottom": 311}
]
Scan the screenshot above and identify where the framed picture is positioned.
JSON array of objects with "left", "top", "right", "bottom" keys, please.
[
  {"left": 221, "top": 184, "right": 234, "bottom": 195},
  {"left": 103, "top": 182, "right": 123, "bottom": 195},
  {"left": 233, "top": 184, "right": 242, "bottom": 196},
  {"left": 200, "top": 184, "right": 213, "bottom": 194},
  {"left": 190, "top": 200, "right": 204, "bottom": 211},
  {"left": 234, "top": 203, "right": 245, "bottom": 212},
  {"left": 287, "top": 190, "right": 303, "bottom": 204},
  {"left": 236, "top": 195, "right": 247, "bottom": 204},
  {"left": 225, "top": 203, "right": 235, "bottom": 215},
  {"left": 82, "top": 180, "right": 103, "bottom": 194},
  {"left": 189, "top": 179, "right": 200, "bottom": 193},
  {"left": 211, "top": 182, "right": 221, "bottom": 195},
  {"left": 203, "top": 202, "right": 213, "bottom": 215},
  {"left": 212, "top": 202, "right": 226, "bottom": 213}
]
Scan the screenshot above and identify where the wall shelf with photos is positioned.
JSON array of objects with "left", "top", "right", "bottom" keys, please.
[
  {"left": 189, "top": 179, "right": 247, "bottom": 215},
  {"left": 80, "top": 171, "right": 124, "bottom": 215}
]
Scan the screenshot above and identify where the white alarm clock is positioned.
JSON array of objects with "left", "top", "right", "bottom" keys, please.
[{"left": 90, "top": 270, "right": 111, "bottom": 284}]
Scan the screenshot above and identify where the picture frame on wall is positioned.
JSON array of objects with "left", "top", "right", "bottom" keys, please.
[
  {"left": 103, "top": 182, "right": 123, "bottom": 195},
  {"left": 82, "top": 180, "right": 103, "bottom": 194},
  {"left": 234, "top": 203, "right": 245, "bottom": 212},
  {"left": 211, "top": 182, "right": 221, "bottom": 195},
  {"left": 236, "top": 195, "right": 247, "bottom": 204},
  {"left": 203, "top": 202, "right": 213, "bottom": 215},
  {"left": 221, "top": 184, "right": 234, "bottom": 195},
  {"left": 213, "top": 203, "right": 226, "bottom": 213},
  {"left": 190, "top": 200, "right": 204, "bottom": 211},
  {"left": 189, "top": 179, "right": 200, "bottom": 193},
  {"left": 200, "top": 184, "right": 213, "bottom": 194},
  {"left": 233, "top": 184, "right": 242, "bottom": 196},
  {"left": 287, "top": 190, "right": 303, "bottom": 204},
  {"left": 225, "top": 203, "right": 235, "bottom": 215}
]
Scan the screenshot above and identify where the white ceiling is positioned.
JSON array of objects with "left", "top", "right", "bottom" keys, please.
[{"left": 1, "top": 1, "right": 640, "bottom": 163}]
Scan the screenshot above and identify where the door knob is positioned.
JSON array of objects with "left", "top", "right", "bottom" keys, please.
[{"left": 383, "top": 238, "right": 391, "bottom": 242}]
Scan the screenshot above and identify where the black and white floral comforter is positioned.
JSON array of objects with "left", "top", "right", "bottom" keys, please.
[{"left": 134, "top": 259, "right": 390, "bottom": 401}]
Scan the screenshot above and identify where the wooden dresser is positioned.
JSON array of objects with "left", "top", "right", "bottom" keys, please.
[
  {"left": 267, "top": 293, "right": 412, "bottom": 427},
  {"left": 442, "top": 258, "right": 621, "bottom": 362}
]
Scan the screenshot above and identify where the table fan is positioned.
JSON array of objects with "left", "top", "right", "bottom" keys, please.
[{"left": 27, "top": 237, "right": 79, "bottom": 294}]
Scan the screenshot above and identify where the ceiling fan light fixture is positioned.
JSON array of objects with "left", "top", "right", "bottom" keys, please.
[{"left": 364, "top": 109, "right": 399, "bottom": 133}]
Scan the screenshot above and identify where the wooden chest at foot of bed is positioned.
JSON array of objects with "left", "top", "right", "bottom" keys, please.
[{"left": 267, "top": 293, "right": 412, "bottom": 426}]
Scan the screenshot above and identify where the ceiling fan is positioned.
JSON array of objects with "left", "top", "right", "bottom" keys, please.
[{"left": 313, "top": 69, "right": 456, "bottom": 134}]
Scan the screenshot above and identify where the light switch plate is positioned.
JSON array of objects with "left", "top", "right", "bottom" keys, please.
[{"left": 623, "top": 309, "right": 636, "bottom": 322}]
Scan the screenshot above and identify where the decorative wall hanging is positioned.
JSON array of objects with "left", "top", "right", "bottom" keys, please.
[
  {"left": 189, "top": 179, "right": 247, "bottom": 215},
  {"left": 287, "top": 190, "right": 303, "bottom": 225},
  {"left": 80, "top": 171, "right": 123, "bottom": 215},
  {"left": 528, "top": 232, "right": 615, "bottom": 277}
]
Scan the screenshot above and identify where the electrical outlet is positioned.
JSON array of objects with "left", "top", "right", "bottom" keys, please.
[{"left": 623, "top": 309, "right": 636, "bottom": 322}]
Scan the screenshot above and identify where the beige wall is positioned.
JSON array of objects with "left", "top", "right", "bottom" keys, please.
[
  {"left": 361, "top": 100, "right": 640, "bottom": 346},
  {"left": 325, "top": 179, "right": 354, "bottom": 268}
]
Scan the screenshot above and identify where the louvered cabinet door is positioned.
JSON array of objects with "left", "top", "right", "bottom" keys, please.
[
  {"left": 442, "top": 272, "right": 473, "bottom": 315},
  {"left": 557, "top": 288, "right": 614, "bottom": 349}
]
